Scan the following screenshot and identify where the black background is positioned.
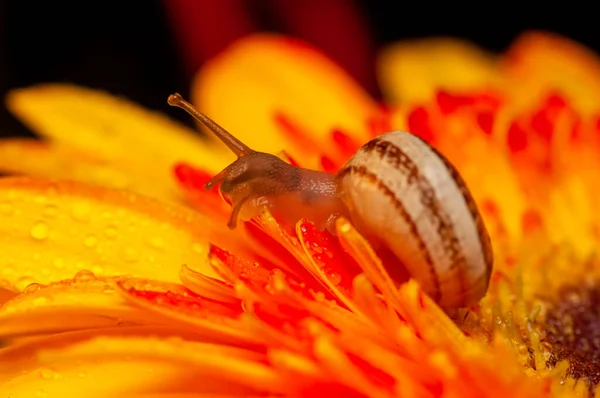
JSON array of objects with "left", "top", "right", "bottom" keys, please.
[{"left": 0, "top": 1, "right": 597, "bottom": 138}]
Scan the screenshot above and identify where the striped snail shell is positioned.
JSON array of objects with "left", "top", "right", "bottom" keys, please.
[
  {"left": 167, "top": 93, "right": 494, "bottom": 309},
  {"left": 336, "top": 131, "right": 494, "bottom": 309}
]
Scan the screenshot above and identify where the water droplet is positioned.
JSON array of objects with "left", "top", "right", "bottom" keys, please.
[
  {"left": 312, "top": 291, "right": 326, "bottom": 301},
  {"left": 326, "top": 271, "right": 341, "bottom": 285},
  {"left": 15, "top": 276, "right": 36, "bottom": 291},
  {"left": 146, "top": 236, "right": 164, "bottom": 249},
  {"left": 264, "top": 282, "right": 276, "bottom": 295},
  {"left": 0, "top": 202, "right": 13, "bottom": 215},
  {"left": 40, "top": 368, "right": 55, "bottom": 379},
  {"left": 78, "top": 370, "right": 87, "bottom": 378},
  {"left": 312, "top": 246, "right": 324, "bottom": 254},
  {"left": 35, "top": 389, "right": 47, "bottom": 398},
  {"left": 44, "top": 204, "right": 59, "bottom": 218},
  {"left": 83, "top": 234, "right": 99, "bottom": 248},
  {"left": 105, "top": 226, "right": 117, "bottom": 239},
  {"left": 24, "top": 283, "right": 42, "bottom": 293},
  {"left": 91, "top": 264, "right": 104, "bottom": 274},
  {"left": 74, "top": 270, "right": 96, "bottom": 282},
  {"left": 71, "top": 201, "right": 91, "bottom": 222},
  {"left": 518, "top": 344, "right": 529, "bottom": 355},
  {"left": 192, "top": 242, "right": 204, "bottom": 254},
  {"left": 122, "top": 248, "right": 139, "bottom": 263},
  {"left": 53, "top": 258, "right": 65, "bottom": 269},
  {"left": 30, "top": 221, "right": 50, "bottom": 241}
]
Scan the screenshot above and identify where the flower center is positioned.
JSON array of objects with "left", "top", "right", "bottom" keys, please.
[{"left": 543, "top": 284, "right": 600, "bottom": 393}]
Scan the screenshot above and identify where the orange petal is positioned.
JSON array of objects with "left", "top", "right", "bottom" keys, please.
[
  {"left": 377, "top": 37, "right": 503, "bottom": 106},
  {"left": 6, "top": 84, "right": 229, "bottom": 203},
  {"left": 503, "top": 31, "right": 600, "bottom": 114},
  {"left": 115, "top": 277, "right": 263, "bottom": 347},
  {"left": 0, "top": 177, "right": 225, "bottom": 289},
  {"left": 192, "top": 34, "right": 379, "bottom": 168},
  {"left": 178, "top": 264, "right": 238, "bottom": 304},
  {"left": 0, "top": 333, "right": 283, "bottom": 396},
  {"left": 0, "top": 287, "right": 18, "bottom": 305}
]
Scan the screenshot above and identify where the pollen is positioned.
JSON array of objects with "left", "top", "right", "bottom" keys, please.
[{"left": 543, "top": 282, "right": 600, "bottom": 394}]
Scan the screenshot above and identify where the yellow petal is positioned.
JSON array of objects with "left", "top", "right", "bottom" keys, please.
[
  {"left": 503, "top": 31, "right": 600, "bottom": 114},
  {"left": 0, "top": 177, "right": 225, "bottom": 288},
  {"left": 377, "top": 37, "right": 503, "bottom": 106},
  {"left": 0, "top": 331, "right": 281, "bottom": 397},
  {"left": 0, "top": 275, "right": 174, "bottom": 340},
  {"left": 0, "top": 325, "right": 218, "bottom": 369},
  {"left": 0, "top": 139, "right": 161, "bottom": 198},
  {"left": 192, "top": 34, "right": 379, "bottom": 167},
  {"left": 6, "top": 84, "right": 229, "bottom": 203}
]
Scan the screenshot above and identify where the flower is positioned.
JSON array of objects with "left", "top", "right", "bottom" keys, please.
[{"left": 0, "top": 30, "right": 599, "bottom": 397}]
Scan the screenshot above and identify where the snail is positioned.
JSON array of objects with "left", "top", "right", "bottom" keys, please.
[{"left": 168, "top": 93, "right": 494, "bottom": 309}]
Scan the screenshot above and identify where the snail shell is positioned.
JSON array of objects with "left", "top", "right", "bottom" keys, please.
[
  {"left": 336, "top": 131, "right": 493, "bottom": 308},
  {"left": 166, "top": 93, "right": 493, "bottom": 309}
]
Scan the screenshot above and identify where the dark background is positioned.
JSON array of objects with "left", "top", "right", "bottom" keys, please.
[{"left": 0, "top": 1, "right": 596, "bottom": 138}]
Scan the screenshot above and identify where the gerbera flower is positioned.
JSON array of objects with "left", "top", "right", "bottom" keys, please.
[{"left": 0, "top": 30, "right": 599, "bottom": 397}]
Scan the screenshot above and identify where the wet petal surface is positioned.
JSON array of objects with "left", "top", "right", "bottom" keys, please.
[{"left": 0, "top": 177, "right": 223, "bottom": 288}]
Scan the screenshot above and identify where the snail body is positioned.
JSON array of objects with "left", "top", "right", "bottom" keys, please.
[{"left": 168, "top": 93, "right": 493, "bottom": 309}]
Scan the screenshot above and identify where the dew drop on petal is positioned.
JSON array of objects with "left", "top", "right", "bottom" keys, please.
[
  {"left": 105, "top": 226, "right": 118, "bottom": 239},
  {"left": 39, "top": 368, "right": 56, "bottom": 380},
  {"left": 43, "top": 204, "right": 59, "bottom": 218},
  {"left": 83, "top": 234, "right": 99, "bottom": 248},
  {"left": 122, "top": 248, "right": 139, "bottom": 263},
  {"left": 326, "top": 271, "right": 342, "bottom": 286},
  {"left": 24, "top": 283, "right": 42, "bottom": 294},
  {"left": 91, "top": 264, "right": 104, "bottom": 274},
  {"left": 15, "top": 276, "right": 36, "bottom": 291},
  {"left": 71, "top": 201, "right": 92, "bottom": 222},
  {"left": 35, "top": 389, "right": 47, "bottom": 398},
  {"left": 312, "top": 291, "right": 327, "bottom": 302},
  {"left": 264, "top": 282, "right": 276, "bottom": 295},
  {"left": 74, "top": 270, "right": 96, "bottom": 282},
  {"left": 192, "top": 242, "right": 205, "bottom": 254},
  {"left": 30, "top": 221, "right": 50, "bottom": 241},
  {"left": 518, "top": 344, "right": 529, "bottom": 355},
  {"left": 53, "top": 258, "right": 65, "bottom": 269},
  {"left": 146, "top": 236, "right": 164, "bottom": 250}
]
